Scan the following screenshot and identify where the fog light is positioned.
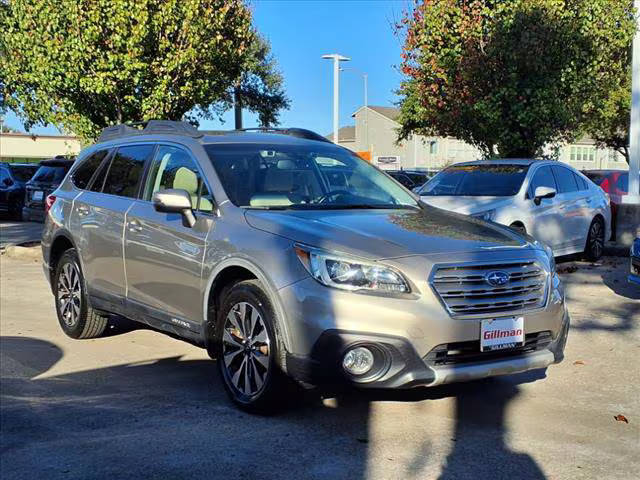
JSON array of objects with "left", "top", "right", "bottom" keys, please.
[{"left": 342, "top": 347, "right": 374, "bottom": 376}]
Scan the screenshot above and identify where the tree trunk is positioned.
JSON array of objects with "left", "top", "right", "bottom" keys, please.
[{"left": 234, "top": 87, "right": 242, "bottom": 130}]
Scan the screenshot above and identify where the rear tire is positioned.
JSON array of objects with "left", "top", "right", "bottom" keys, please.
[
  {"left": 54, "top": 249, "right": 108, "bottom": 339},
  {"left": 215, "top": 279, "right": 285, "bottom": 413},
  {"left": 584, "top": 217, "right": 605, "bottom": 261}
]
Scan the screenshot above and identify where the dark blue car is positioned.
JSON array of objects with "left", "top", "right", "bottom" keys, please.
[{"left": 0, "top": 162, "right": 39, "bottom": 220}]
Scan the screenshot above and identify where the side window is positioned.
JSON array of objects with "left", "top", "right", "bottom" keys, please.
[
  {"left": 143, "top": 145, "right": 213, "bottom": 212},
  {"left": 72, "top": 149, "right": 110, "bottom": 190},
  {"left": 551, "top": 166, "right": 578, "bottom": 194},
  {"left": 573, "top": 173, "right": 588, "bottom": 191},
  {"left": 617, "top": 173, "right": 628, "bottom": 193},
  {"left": 529, "top": 166, "right": 557, "bottom": 197},
  {"left": 102, "top": 145, "right": 154, "bottom": 198}
]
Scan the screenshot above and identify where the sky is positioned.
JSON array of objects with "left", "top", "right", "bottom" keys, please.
[{"left": 3, "top": 0, "right": 409, "bottom": 137}]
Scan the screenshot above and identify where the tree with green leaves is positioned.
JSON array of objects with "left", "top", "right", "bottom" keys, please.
[
  {"left": 583, "top": 65, "right": 632, "bottom": 163},
  {"left": 0, "top": 0, "right": 289, "bottom": 140},
  {"left": 396, "top": 0, "right": 636, "bottom": 158}
]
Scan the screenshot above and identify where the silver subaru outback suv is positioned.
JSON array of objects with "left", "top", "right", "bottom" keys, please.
[{"left": 42, "top": 121, "right": 569, "bottom": 412}]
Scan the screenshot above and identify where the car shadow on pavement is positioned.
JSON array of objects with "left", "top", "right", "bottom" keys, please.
[{"left": 1, "top": 336, "right": 547, "bottom": 480}]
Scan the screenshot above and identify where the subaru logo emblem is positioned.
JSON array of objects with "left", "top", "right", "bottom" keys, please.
[{"left": 485, "top": 271, "right": 510, "bottom": 286}]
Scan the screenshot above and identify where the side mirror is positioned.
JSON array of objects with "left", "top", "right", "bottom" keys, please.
[
  {"left": 152, "top": 188, "right": 196, "bottom": 228},
  {"left": 533, "top": 186, "right": 556, "bottom": 205}
]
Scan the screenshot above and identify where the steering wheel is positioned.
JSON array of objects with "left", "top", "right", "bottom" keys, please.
[{"left": 315, "top": 190, "right": 352, "bottom": 204}]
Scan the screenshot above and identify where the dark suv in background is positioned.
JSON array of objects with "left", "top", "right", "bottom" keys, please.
[
  {"left": 0, "top": 162, "right": 39, "bottom": 220},
  {"left": 23, "top": 157, "right": 75, "bottom": 222}
]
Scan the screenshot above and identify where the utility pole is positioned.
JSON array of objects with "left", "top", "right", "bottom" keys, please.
[{"left": 322, "top": 54, "right": 350, "bottom": 144}]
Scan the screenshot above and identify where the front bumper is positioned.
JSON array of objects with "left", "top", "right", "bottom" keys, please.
[{"left": 286, "top": 309, "right": 569, "bottom": 389}]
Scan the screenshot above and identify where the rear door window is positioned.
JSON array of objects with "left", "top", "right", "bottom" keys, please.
[
  {"left": 102, "top": 145, "right": 154, "bottom": 198},
  {"left": 72, "top": 149, "right": 110, "bottom": 190},
  {"left": 551, "top": 166, "right": 578, "bottom": 193}
]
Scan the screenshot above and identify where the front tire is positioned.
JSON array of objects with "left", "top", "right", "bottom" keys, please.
[
  {"left": 215, "top": 280, "right": 284, "bottom": 413},
  {"left": 54, "top": 249, "right": 108, "bottom": 339},
  {"left": 584, "top": 217, "right": 605, "bottom": 261}
]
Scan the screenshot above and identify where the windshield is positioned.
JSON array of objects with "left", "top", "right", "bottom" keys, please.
[
  {"left": 9, "top": 165, "right": 38, "bottom": 182},
  {"left": 204, "top": 143, "right": 418, "bottom": 209},
  {"left": 419, "top": 164, "right": 529, "bottom": 197}
]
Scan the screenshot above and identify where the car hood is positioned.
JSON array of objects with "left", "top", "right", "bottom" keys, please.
[
  {"left": 244, "top": 206, "right": 533, "bottom": 260},
  {"left": 419, "top": 196, "right": 513, "bottom": 215}
]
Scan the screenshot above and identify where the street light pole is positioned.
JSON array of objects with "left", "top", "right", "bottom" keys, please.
[
  {"left": 626, "top": 0, "right": 640, "bottom": 202},
  {"left": 322, "top": 54, "right": 350, "bottom": 144},
  {"left": 341, "top": 67, "right": 369, "bottom": 153}
]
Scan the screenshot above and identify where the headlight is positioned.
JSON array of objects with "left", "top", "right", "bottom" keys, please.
[
  {"left": 471, "top": 209, "right": 496, "bottom": 222},
  {"left": 295, "top": 246, "right": 410, "bottom": 293}
]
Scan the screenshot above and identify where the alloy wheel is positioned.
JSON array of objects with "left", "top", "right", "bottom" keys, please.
[
  {"left": 221, "top": 302, "right": 271, "bottom": 398},
  {"left": 589, "top": 221, "right": 604, "bottom": 259},
  {"left": 57, "top": 262, "right": 81, "bottom": 327}
]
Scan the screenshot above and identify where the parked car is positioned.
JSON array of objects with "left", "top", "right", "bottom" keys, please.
[
  {"left": 418, "top": 159, "right": 611, "bottom": 259},
  {"left": 582, "top": 169, "right": 628, "bottom": 239},
  {"left": 42, "top": 121, "right": 569, "bottom": 412},
  {"left": 23, "top": 157, "right": 75, "bottom": 222},
  {"left": 0, "top": 162, "right": 39, "bottom": 220},
  {"left": 387, "top": 169, "right": 436, "bottom": 190},
  {"left": 630, "top": 237, "right": 640, "bottom": 286}
]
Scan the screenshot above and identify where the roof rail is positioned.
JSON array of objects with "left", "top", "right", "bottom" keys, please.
[
  {"left": 97, "top": 120, "right": 203, "bottom": 143},
  {"left": 238, "top": 127, "right": 333, "bottom": 144}
]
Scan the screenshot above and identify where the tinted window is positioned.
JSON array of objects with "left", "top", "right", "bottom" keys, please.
[
  {"left": 421, "top": 164, "right": 529, "bottom": 197},
  {"left": 204, "top": 143, "right": 417, "bottom": 209},
  {"left": 574, "top": 173, "right": 588, "bottom": 191},
  {"left": 30, "top": 165, "right": 71, "bottom": 184},
  {"left": 529, "top": 166, "right": 556, "bottom": 196},
  {"left": 582, "top": 171, "right": 607, "bottom": 186},
  {"left": 617, "top": 173, "right": 628, "bottom": 193},
  {"left": 390, "top": 173, "right": 414, "bottom": 188},
  {"left": 144, "top": 145, "right": 213, "bottom": 212},
  {"left": 8, "top": 165, "right": 38, "bottom": 182},
  {"left": 73, "top": 150, "right": 110, "bottom": 190},
  {"left": 551, "top": 166, "right": 578, "bottom": 193},
  {"left": 102, "top": 145, "right": 154, "bottom": 198}
]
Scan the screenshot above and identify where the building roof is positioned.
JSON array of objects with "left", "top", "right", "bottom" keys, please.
[
  {"left": 368, "top": 106, "right": 400, "bottom": 122},
  {"left": 325, "top": 125, "right": 356, "bottom": 142}
]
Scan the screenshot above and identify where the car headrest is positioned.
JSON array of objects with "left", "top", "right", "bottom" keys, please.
[{"left": 173, "top": 167, "right": 198, "bottom": 193}]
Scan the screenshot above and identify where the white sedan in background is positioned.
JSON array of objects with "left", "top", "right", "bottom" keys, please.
[{"left": 417, "top": 159, "right": 611, "bottom": 259}]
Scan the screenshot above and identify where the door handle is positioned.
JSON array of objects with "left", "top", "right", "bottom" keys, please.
[
  {"left": 128, "top": 220, "right": 143, "bottom": 233},
  {"left": 77, "top": 205, "right": 89, "bottom": 216}
]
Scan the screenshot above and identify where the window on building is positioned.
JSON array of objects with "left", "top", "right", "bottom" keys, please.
[
  {"left": 429, "top": 141, "right": 438, "bottom": 155},
  {"left": 570, "top": 146, "right": 577, "bottom": 162},
  {"left": 102, "top": 145, "right": 154, "bottom": 198}
]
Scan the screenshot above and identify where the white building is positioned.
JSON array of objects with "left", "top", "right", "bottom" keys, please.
[
  {"left": 0, "top": 132, "right": 82, "bottom": 164},
  {"left": 329, "top": 105, "right": 629, "bottom": 172}
]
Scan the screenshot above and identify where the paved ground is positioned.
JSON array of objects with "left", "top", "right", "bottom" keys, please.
[
  {"left": 0, "top": 253, "right": 638, "bottom": 480},
  {"left": 0, "top": 221, "right": 43, "bottom": 248}
]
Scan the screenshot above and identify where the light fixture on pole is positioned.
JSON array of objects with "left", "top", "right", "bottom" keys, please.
[{"left": 322, "top": 54, "right": 350, "bottom": 144}]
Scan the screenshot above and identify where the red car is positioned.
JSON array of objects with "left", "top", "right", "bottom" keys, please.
[{"left": 582, "top": 170, "right": 628, "bottom": 239}]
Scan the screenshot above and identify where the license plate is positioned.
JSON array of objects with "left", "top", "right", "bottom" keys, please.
[
  {"left": 32, "top": 190, "right": 43, "bottom": 201},
  {"left": 480, "top": 317, "right": 524, "bottom": 352}
]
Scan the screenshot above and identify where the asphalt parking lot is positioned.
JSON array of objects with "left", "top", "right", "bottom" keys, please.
[{"left": 0, "top": 252, "right": 638, "bottom": 480}]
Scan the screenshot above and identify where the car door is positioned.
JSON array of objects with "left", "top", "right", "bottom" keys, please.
[
  {"left": 0, "top": 167, "right": 11, "bottom": 211},
  {"left": 124, "top": 144, "right": 215, "bottom": 331},
  {"left": 527, "top": 165, "right": 564, "bottom": 250},
  {"left": 70, "top": 145, "right": 153, "bottom": 306},
  {"left": 550, "top": 165, "right": 583, "bottom": 251}
]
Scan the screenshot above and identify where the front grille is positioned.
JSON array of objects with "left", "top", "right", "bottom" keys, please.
[
  {"left": 424, "top": 331, "right": 552, "bottom": 366},
  {"left": 431, "top": 261, "right": 548, "bottom": 316}
]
